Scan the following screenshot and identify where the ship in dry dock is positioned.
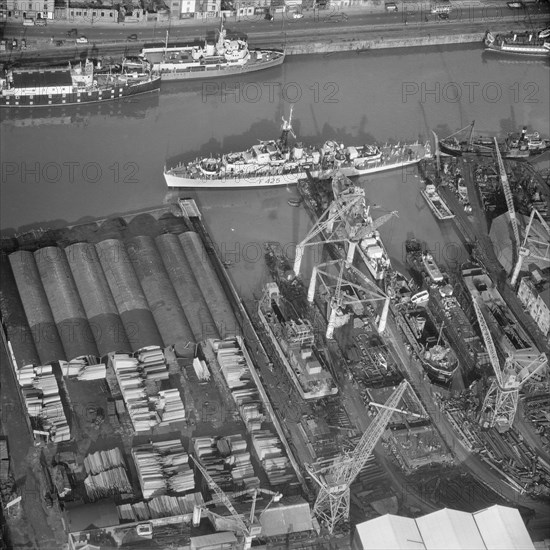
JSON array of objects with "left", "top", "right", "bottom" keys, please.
[{"left": 258, "top": 282, "right": 338, "bottom": 400}]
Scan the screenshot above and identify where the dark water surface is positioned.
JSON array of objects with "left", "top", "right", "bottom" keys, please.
[{"left": 2, "top": 44, "right": 548, "bottom": 297}]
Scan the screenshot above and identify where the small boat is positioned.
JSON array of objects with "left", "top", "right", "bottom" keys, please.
[
  {"left": 484, "top": 29, "right": 550, "bottom": 57},
  {"left": 421, "top": 183, "right": 455, "bottom": 221}
]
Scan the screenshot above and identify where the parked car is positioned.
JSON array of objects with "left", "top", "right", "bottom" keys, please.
[
  {"left": 76, "top": 36, "right": 88, "bottom": 44},
  {"left": 385, "top": 2, "right": 398, "bottom": 11},
  {"left": 35, "top": 18, "right": 47, "bottom": 26},
  {"left": 127, "top": 34, "right": 138, "bottom": 41},
  {"left": 21, "top": 38, "right": 27, "bottom": 49}
]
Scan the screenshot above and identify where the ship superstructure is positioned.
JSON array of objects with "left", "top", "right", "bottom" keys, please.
[
  {"left": 485, "top": 30, "right": 550, "bottom": 57},
  {"left": 141, "top": 19, "right": 285, "bottom": 81},
  {"left": 258, "top": 283, "right": 338, "bottom": 400},
  {"left": 164, "top": 108, "right": 430, "bottom": 188}
]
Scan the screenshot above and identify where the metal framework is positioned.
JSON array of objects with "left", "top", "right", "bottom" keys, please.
[
  {"left": 305, "top": 379, "right": 411, "bottom": 534},
  {"left": 293, "top": 174, "right": 397, "bottom": 276},
  {"left": 472, "top": 298, "right": 548, "bottom": 431},
  {"left": 511, "top": 208, "right": 550, "bottom": 285},
  {"left": 307, "top": 258, "right": 390, "bottom": 338}
]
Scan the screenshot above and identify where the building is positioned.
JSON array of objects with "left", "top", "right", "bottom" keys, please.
[
  {"left": 169, "top": 0, "right": 197, "bottom": 18},
  {"left": 352, "top": 505, "right": 536, "bottom": 550},
  {"left": 518, "top": 273, "right": 550, "bottom": 338},
  {"left": 53, "top": 4, "right": 120, "bottom": 23},
  {"left": 195, "top": 0, "right": 220, "bottom": 17},
  {"left": 5, "top": 0, "right": 54, "bottom": 20}
]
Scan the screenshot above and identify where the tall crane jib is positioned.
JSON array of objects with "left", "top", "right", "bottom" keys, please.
[{"left": 305, "top": 379, "right": 410, "bottom": 534}]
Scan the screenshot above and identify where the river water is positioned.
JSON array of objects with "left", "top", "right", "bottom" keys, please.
[{"left": 1, "top": 43, "right": 548, "bottom": 299}]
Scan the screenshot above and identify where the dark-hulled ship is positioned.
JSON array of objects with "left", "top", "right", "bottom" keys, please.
[{"left": 0, "top": 59, "right": 160, "bottom": 108}]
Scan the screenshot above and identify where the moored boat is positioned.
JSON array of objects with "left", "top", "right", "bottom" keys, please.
[
  {"left": 0, "top": 59, "right": 160, "bottom": 108},
  {"left": 421, "top": 182, "right": 455, "bottom": 221},
  {"left": 164, "top": 107, "right": 431, "bottom": 188},
  {"left": 484, "top": 30, "right": 550, "bottom": 57},
  {"left": 141, "top": 20, "right": 285, "bottom": 81}
]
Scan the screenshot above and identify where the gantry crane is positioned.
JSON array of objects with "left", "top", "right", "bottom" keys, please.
[
  {"left": 510, "top": 208, "right": 550, "bottom": 286},
  {"left": 190, "top": 455, "right": 282, "bottom": 549},
  {"left": 472, "top": 297, "right": 548, "bottom": 432},
  {"left": 293, "top": 174, "right": 397, "bottom": 277},
  {"left": 305, "top": 379, "right": 412, "bottom": 534},
  {"left": 307, "top": 258, "right": 390, "bottom": 338}
]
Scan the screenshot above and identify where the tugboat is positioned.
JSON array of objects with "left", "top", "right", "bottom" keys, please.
[
  {"left": 140, "top": 19, "right": 285, "bottom": 81},
  {"left": 164, "top": 106, "right": 431, "bottom": 188},
  {"left": 0, "top": 59, "right": 160, "bottom": 108}
]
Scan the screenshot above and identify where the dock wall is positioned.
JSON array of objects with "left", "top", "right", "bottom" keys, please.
[{"left": 286, "top": 32, "right": 485, "bottom": 55}]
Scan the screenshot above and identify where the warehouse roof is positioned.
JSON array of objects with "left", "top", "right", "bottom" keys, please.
[
  {"left": 12, "top": 69, "right": 73, "bottom": 89},
  {"left": 259, "top": 498, "right": 313, "bottom": 537},
  {"left": 355, "top": 506, "right": 535, "bottom": 550}
]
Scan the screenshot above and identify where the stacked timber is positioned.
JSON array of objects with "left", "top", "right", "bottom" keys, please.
[
  {"left": 193, "top": 435, "right": 260, "bottom": 491},
  {"left": 152, "top": 389, "right": 186, "bottom": 425},
  {"left": 132, "top": 439, "right": 195, "bottom": 500},
  {"left": 118, "top": 492, "right": 204, "bottom": 522},
  {"left": 83, "top": 447, "right": 132, "bottom": 500},
  {"left": 251, "top": 431, "right": 294, "bottom": 487},
  {"left": 60, "top": 357, "right": 106, "bottom": 380},
  {"left": 137, "top": 347, "right": 169, "bottom": 382},
  {"left": 192, "top": 357, "right": 210, "bottom": 381},
  {"left": 16, "top": 365, "right": 71, "bottom": 442}
]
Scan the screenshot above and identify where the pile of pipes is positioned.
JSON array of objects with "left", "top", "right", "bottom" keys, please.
[
  {"left": 17, "top": 365, "right": 71, "bottom": 443},
  {"left": 252, "top": 431, "right": 294, "bottom": 487},
  {"left": 83, "top": 447, "right": 132, "bottom": 501},
  {"left": 60, "top": 356, "right": 106, "bottom": 380},
  {"left": 111, "top": 350, "right": 185, "bottom": 433},
  {"left": 192, "top": 357, "right": 210, "bottom": 381},
  {"left": 117, "top": 492, "right": 204, "bottom": 522},
  {"left": 193, "top": 435, "right": 260, "bottom": 491},
  {"left": 132, "top": 439, "right": 195, "bottom": 500}
]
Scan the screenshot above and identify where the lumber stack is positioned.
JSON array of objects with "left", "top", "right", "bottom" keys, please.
[
  {"left": 192, "top": 357, "right": 210, "bottom": 381},
  {"left": 117, "top": 492, "right": 204, "bottom": 522},
  {"left": 83, "top": 447, "right": 131, "bottom": 500},
  {"left": 17, "top": 365, "right": 71, "bottom": 442},
  {"left": 60, "top": 356, "right": 106, "bottom": 380},
  {"left": 132, "top": 439, "right": 195, "bottom": 500}
]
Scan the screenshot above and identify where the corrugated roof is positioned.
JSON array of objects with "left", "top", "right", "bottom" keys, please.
[
  {"left": 355, "top": 515, "right": 425, "bottom": 550},
  {"left": 473, "top": 505, "right": 535, "bottom": 550},
  {"left": 12, "top": 68, "right": 72, "bottom": 89},
  {"left": 190, "top": 531, "right": 237, "bottom": 549},
  {"left": 416, "top": 508, "right": 486, "bottom": 550},
  {"left": 259, "top": 500, "right": 313, "bottom": 537}
]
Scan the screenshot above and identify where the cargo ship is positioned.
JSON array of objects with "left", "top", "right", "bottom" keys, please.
[
  {"left": 421, "top": 182, "right": 455, "bottom": 221},
  {"left": 0, "top": 59, "right": 160, "bottom": 108},
  {"left": 484, "top": 30, "right": 550, "bottom": 57},
  {"left": 140, "top": 20, "right": 285, "bottom": 81},
  {"left": 258, "top": 282, "right": 338, "bottom": 400},
  {"left": 298, "top": 172, "right": 392, "bottom": 281},
  {"left": 438, "top": 124, "right": 550, "bottom": 159},
  {"left": 164, "top": 107, "right": 431, "bottom": 188}
]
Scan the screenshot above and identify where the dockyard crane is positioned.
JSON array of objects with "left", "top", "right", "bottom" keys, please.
[
  {"left": 305, "top": 379, "right": 412, "bottom": 534},
  {"left": 293, "top": 173, "right": 397, "bottom": 277},
  {"left": 190, "top": 455, "right": 282, "bottom": 549},
  {"left": 307, "top": 258, "right": 390, "bottom": 338},
  {"left": 510, "top": 208, "right": 550, "bottom": 286},
  {"left": 494, "top": 137, "right": 521, "bottom": 264},
  {"left": 471, "top": 297, "right": 548, "bottom": 432}
]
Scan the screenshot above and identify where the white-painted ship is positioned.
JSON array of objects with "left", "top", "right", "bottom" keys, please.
[{"left": 164, "top": 107, "right": 431, "bottom": 188}]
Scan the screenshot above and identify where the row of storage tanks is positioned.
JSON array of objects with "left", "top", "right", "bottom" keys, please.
[{"left": 1, "top": 231, "right": 239, "bottom": 367}]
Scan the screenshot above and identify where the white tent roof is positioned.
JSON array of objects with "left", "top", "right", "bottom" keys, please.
[
  {"left": 415, "top": 508, "right": 486, "bottom": 550},
  {"left": 473, "top": 505, "right": 535, "bottom": 550},
  {"left": 355, "top": 515, "right": 425, "bottom": 550},
  {"left": 354, "top": 506, "right": 535, "bottom": 550}
]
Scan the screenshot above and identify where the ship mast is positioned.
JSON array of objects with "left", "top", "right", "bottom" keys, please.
[{"left": 280, "top": 105, "right": 295, "bottom": 149}]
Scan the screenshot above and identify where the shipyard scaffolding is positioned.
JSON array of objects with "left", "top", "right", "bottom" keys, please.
[{"left": 472, "top": 297, "right": 548, "bottom": 432}]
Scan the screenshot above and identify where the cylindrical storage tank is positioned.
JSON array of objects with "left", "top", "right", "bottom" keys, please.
[
  {"left": 65, "top": 242, "right": 132, "bottom": 356},
  {"left": 155, "top": 233, "right": 219, "bottom": 341},
  {"left": 0, "top": 254, "right": 40, "bottom": 367},
  {"left": 34, "top": 247, "right": 99, "bottom": 361},
  {"left": 8, "top": 251, "right": 66, "bottom": 364},
  {"left": 95, "top": 239, "right": 163, "bottom": 351},
  {"left": 178, "top": 232, "right": 238, "bottom": 339},
  {"left": 126, "top": 235, "right": 195, "bottom": 346}
]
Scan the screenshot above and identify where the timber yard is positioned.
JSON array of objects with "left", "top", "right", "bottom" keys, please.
[{"left": 1, "top": 115, "right": 550, "bottom": 550}]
